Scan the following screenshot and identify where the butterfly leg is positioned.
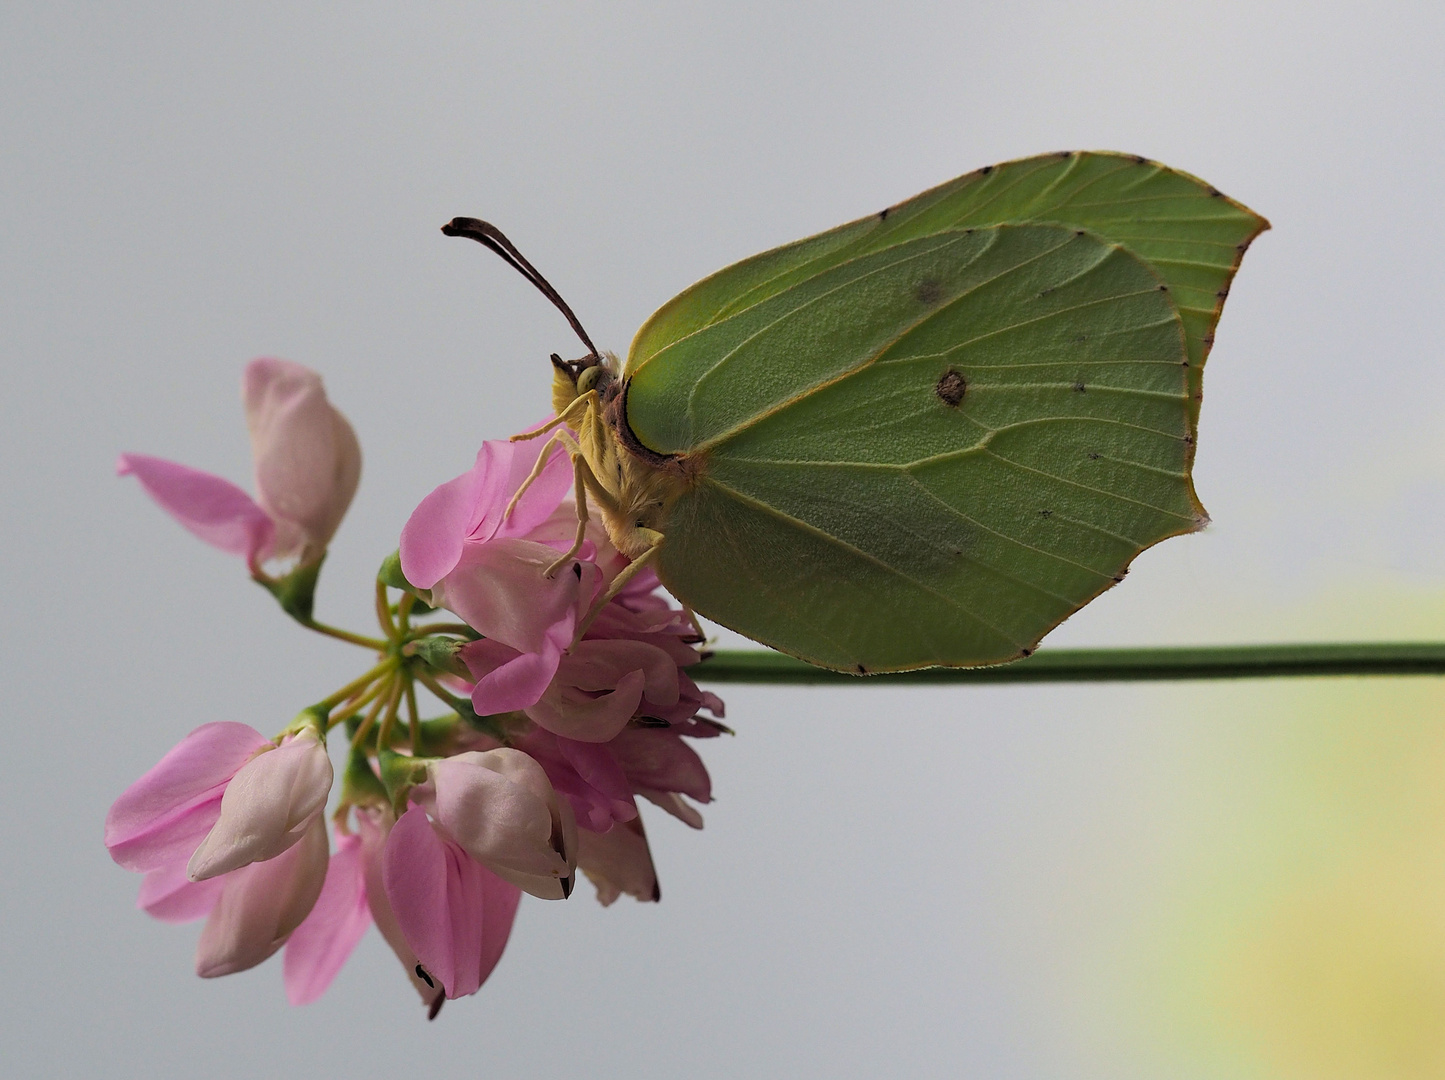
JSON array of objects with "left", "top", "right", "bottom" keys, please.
[
  {"left": 542, "top": 453, "right": 594, "bottom": 578},
  {"left": 509, "top": 391, "right": 597, "bottom": 443},
  {"left": 570, "top": 528, "right": 665, "bottom": 645},
  {"left": 502, "top": 427, "right": 583, "bottom": 523}
]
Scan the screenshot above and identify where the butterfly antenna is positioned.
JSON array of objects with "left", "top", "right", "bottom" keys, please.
[{"left": 441, "top": 217, "right": 601, "bottom": 363}]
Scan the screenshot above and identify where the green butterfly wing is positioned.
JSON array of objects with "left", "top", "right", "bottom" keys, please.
[{"left": 623, "top": 153, "right": 1266, "bottom": 672}]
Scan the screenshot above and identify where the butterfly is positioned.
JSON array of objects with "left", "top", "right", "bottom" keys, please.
[{"left": 444, "top": 151, "right": 1267, "bottom": 673}]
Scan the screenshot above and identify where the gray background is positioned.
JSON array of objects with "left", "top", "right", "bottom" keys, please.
[{"left": 5, "top": 3, "right": 1445, "bottom": 1078}]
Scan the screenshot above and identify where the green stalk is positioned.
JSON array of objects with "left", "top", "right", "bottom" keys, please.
[{"left": 691, "top": 643, "right": 1445, "bottom": 685}]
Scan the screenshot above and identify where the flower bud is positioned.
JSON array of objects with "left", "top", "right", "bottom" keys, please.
[
  {"left": 187, "top": 728, "right": 333, "bottom": 881},
  {"left": 195, "top": 814, "right": 330, "bottom": 978},
  {"left": 428, "top": 749, "right": 577, "bottom": 900},
  {"left": 244, "top": 358, "right": 361, "bottom": 564}
]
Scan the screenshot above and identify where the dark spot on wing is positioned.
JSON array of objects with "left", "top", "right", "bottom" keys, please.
[
  {"left": 1020, "top": 648, "right": 1033, "bottom": 657},
  {"left": 935, "top": 369, "right": 966, "bottom": 407},
  {"left": 856, "top": 663, "right": 868, "bottom": 674},
  {"left": 1039, "top": 509, "right": 1053, "bottom": 518},
  {"left": 979, "top": 165, "right": 993, "bottom": 175},
  {"left": 1072, "top": 382, "right": 1086, "bottom": 393},
  {"left": 1088, "top": 451, "right": 1101, "bottom": 460},
  {"left": 916, "top": 278, "right": 943, "bottom": 305},
  {"left": 878, "top": 207, "right": 890, "bottom": 220}
]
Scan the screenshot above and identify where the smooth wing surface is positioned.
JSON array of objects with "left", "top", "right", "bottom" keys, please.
[
  {"left": 647, "top": 223, "right": 1201, "bottom": 671},
  {"left": 627, "top": 151, "right": 1267, "bottom": 442}
]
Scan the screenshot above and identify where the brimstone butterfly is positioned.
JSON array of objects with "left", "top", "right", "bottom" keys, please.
[{"left": 444, "top": 151, "right": 1267, "bottom": 673}]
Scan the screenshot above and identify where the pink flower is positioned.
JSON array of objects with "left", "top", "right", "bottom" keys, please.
[
  {"left": 106, "top": 721, "right": 333, "bottom": 980},
  {"left": 423, "top": 749, "right": 577, "bottom": 899},
  {"left": 382, "top": 806, "right": 522, "bottom": 1002},
  {"left": 118, "top": 357, "right": 360, "bottom": 570},
  {"left": 196, "top": 815, "right": 329, "bottom": 978},
  {"left": 400, "top": 432, "right": 605, "bottom": 715},
  {"left": 610, "top": 727, "right": 714, "bottom": 829},
  {"left": 514, "top": 727, "right": 637, "bottom": 833},
  {"left": 105, "top": 722, "right": 273, "bottom": 875},
  {"left": 280, "top": 808, "right": 437, "bottom": 1007},
  {"left": 458, "top": 587, "right": 724, "bottom": 742},
  {"left": 188, "top": 728, "right": 333, "bottom": 881}
]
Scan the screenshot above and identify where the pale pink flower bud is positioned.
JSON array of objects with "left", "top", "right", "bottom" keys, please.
[
  {"left": 118, "top": 358, "right": 360, "bottom": 569},
  {"left": 427, "top": 749, "right": 577, "bottom": 900},
  {"left": 187, "top": 728, "right": 333, "bottom": 881},
  {"left": 196, "top": 814, "right": 330, "bottom": 978},
  {"left": 243, "top": 358, "right": 361, "bottom": 564}
]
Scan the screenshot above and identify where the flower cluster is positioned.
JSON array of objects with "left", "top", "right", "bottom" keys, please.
[{"left": 108, "top": 359, "right": 723, "bottom": 1016}]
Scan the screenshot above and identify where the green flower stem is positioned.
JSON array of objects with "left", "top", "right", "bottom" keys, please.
[
  {"left": 349, "top": 681, "right": 393, "bottom": 752},
  {"left": 326, "top": 677, "right": 392, "bottom": 731},
  {"left": 691, "top": 643, "right": 1445, "bottom": 684},
  {"left": 316, "top": 657, "right": 399, "bottom": 711},
  {"left": 376, "top": 580, "right": 398, "bottom": 641},
  {"left": 302, "top": 619, "right": 389, "bottom": 651}
]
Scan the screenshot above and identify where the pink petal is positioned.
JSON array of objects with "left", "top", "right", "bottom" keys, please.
[
  {"left": 187, "top": 729, "right": 333, "bottom": 881},
  {"left": 489, "top": 437, "right": 574, "bottom": 541},
  {"left": 196, "top": 814, "right": 330, "bottom": 978},
  {"left": 283, "top": 829, "right": 372, "bottom": 1005},
  {"left": 399, "top": 435, "right": 572, "bottom": 589},
  {"left": 357, "top": 808, "right": 434, "bottom": 1004},
  {"left": 528, "top": 668, "right": 646, "bottom": 743},
  {"left": 462, "top": 638, "right": 561, "bottom": 714},
  {"left": 475, "top": 870, "right": 522, "bottom": 987},
  {"left": 430, "top": 752, "right": 570, "bottom": 883},
  {"left": 553, "top": 735, "right": 636, "bottom": 831},
  {"left": 610, "top": 728, "right": 713, "bottom": 804},
  {"left": 563, "top": 638, "right": 680, "bottom": 709},
  {"left": 117, "top": 454, "right": 275, "bottom": 563},
  {"left": 637, "top": 789, "right": 705, "bottom": 829},
  {"left": 244, "top": 358, "right": 361, "bottom": 562},
  {"left": 399, "top": 446, "right": 491, "bottom": 589},
  {"left": 577, "top": 818, "right": 659, "bottom": 906},
  {"left": 433, "top": 538, "right": 590, "bottom": 654},
  {"left": 138, "top": 863, "right": 226, "bottom": 924},
  {"left": 383, "top": 807, "right": 517, "bottom": 999},
  {"left": 105, "top": 722, "right": 271, "bottom": 872}
]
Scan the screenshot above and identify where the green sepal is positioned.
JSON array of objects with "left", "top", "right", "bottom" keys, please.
[
  {"left": 378, "top": 550, "right": 432, "bottom": 605},
  {"left": 378, "top": 748, "right": 431, "bottom": 815},
  {"left": 284, "top": 704, "right": 328, "bottom": 740},
  {"left": 413, "top": 714, "right": 463, "bottom": 757},
  {"left": 339, "top": 744, "right": 389, "bottom": 807},
  {"left": 408, "top": 636, "right": 471, "bottom": 680},
  {"left": 255, "top": 556, "right": 324, "bottom": 623}
]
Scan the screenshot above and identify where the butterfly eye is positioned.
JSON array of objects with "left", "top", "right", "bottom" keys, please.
[{"left": 577, "top": 364, "right": 614, "bottom": 396}]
